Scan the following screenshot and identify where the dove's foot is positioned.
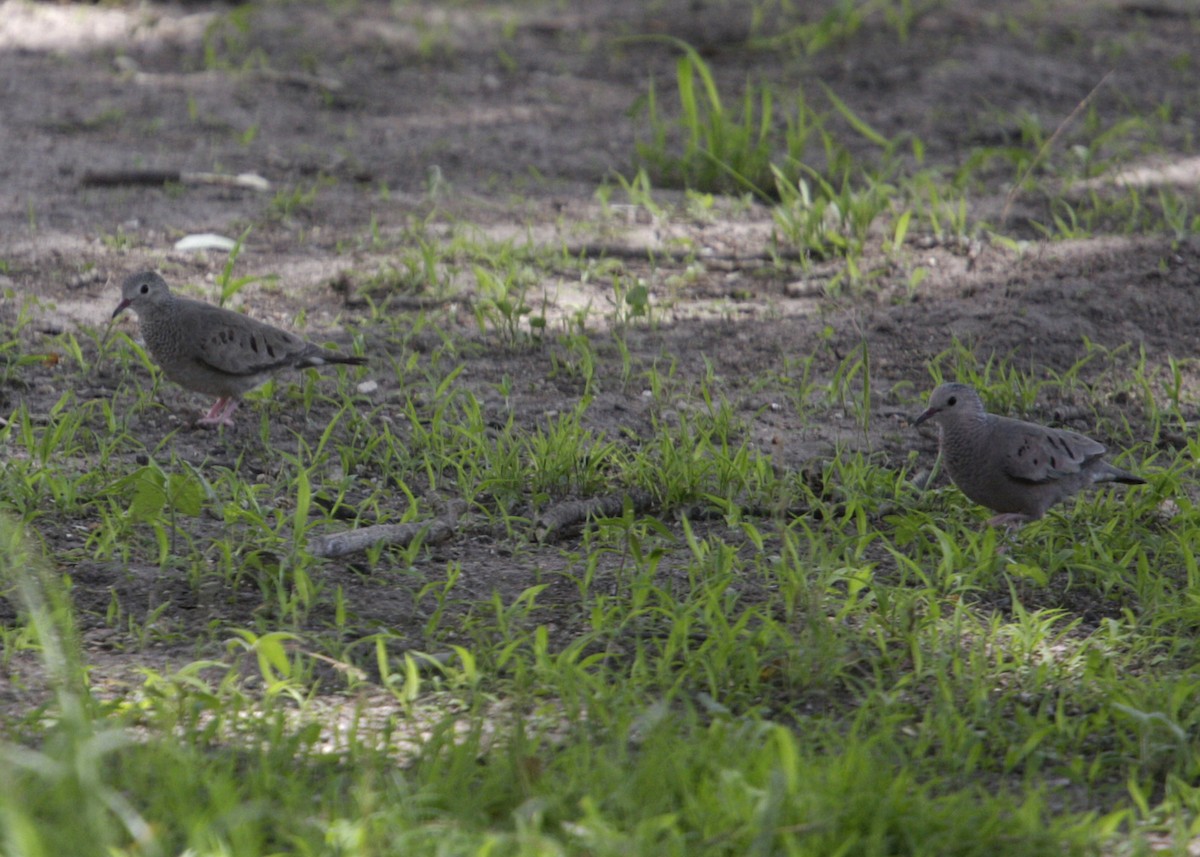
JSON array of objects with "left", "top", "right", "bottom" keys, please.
[
  {"left": 986, "top": 512, "right": 1034, "bottom": 528},
  {"left": 197, "top": 397, "right": 239, "bottom": 429}
]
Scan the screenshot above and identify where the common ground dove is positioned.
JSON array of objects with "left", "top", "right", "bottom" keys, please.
[
  {"left": 914, "top": 382, "right": 1144, "bottom": 526},
  {"left": 112, "top": 271, "right": 366, "bottom": 428}
]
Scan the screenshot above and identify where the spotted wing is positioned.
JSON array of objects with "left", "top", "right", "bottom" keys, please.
[
  {"left": 187, "top": 300, "right": 312, "bottom": 378},
  {"left": 996, "top": 418, "right": 1106, "bottom": 484}
]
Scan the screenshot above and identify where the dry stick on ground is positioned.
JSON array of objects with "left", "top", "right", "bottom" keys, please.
[
  {"left": 81, "top": 170, "right": 270, "bottom": 191},
  {"left": 118, "top": 62, "right": 344, "bottom": 93},
  {"left": 308, "top": 501, "right": 466, "bottom": 559},
  {"left": 563, "top": 242, "right": 808, "bottom": 265},
  {"left": 536, "top": 490, "right": 655, "bottom": 542},
  {"left": 999, "top": 69, "right": 1114, "bottom": 226},
  {"left": 535, "top": 489, "right": 877, "bottom": 542},
  {"left": 305, "top": 647, "right": 458, "bottom": 680}
]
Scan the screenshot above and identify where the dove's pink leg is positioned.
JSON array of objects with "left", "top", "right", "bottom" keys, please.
[
  {"left": 987, "top": 512, "right": 1034, "bottom": 528},
  {"left": 197, "top": 397, "right": 240, "bottom": 428}
]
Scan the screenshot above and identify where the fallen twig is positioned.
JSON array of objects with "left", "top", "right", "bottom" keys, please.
[
  {"left": 81, "top": 170, "right": 270, "bottom": 191},
  {"left": 1000, "top": 69, "right": 1113, "bottom": 226},
  {"left": 535, "top": 490, "right": 655, "bottom": 542},
  {"left": 563, "top": 242, "right": 807, "bottom": 265},
  {"left": 309, "top": 501, "right": 465, "bottom": 558}
]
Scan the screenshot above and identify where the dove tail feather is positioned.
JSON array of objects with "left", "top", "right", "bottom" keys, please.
[
  {"left": 1093, "top": 465, "right": 1146, "bottom": 486},
  {"left": 297, "top": 353, "right": 368, "bottom": 369},
  {"left": 1111, "top": 472, "right": 1147, "bottom": 486}
]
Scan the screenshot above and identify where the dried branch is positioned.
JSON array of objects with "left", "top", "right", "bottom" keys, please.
[
  {"left": 81, "top": 170, "right": 270, "bottom": 191},
  {"left": 308, "top": 502, "right": 465, "bottom": 559},
  {"left": 535, "top": 490, "right": 655, "bottom": 542}
]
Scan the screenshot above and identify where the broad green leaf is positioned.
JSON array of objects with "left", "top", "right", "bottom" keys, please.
[{"left": 128, "top": 468, "right": 166, "bottom": 523}]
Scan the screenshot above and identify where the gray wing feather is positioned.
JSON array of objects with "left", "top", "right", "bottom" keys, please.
[
  {"left": 185, "top": 301, "right": 312, "bottom": 378},
  {"left": 995, "top": 418, "right": 1107, "bottom": 484}
]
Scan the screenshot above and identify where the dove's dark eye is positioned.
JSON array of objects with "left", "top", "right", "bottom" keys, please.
[
  {"left": 140, "top": 284, "right": 149, "bottom": 294},
  {"left": 947, "top": 396, "right": 957, "bottom": 406}
]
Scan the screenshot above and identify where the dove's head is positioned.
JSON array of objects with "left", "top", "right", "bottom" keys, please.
[
  {"left": 914, "top": 382, "right": 986, "bottom": 429},
  {"left": 112, "top": 271, "right": 173, "bottom": 319}
]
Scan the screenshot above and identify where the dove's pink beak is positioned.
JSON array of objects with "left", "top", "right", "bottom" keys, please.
[
  {"left": 112, "top": 298, "right": 131, "bottom": 319},
  {"left": 913, "top": 406, "right": 937, "bottom": 426}
]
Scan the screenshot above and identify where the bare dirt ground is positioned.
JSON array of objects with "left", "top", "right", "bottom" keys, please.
[{"left": 1, "top": 0, "right": 1199, "bottom": 701}]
